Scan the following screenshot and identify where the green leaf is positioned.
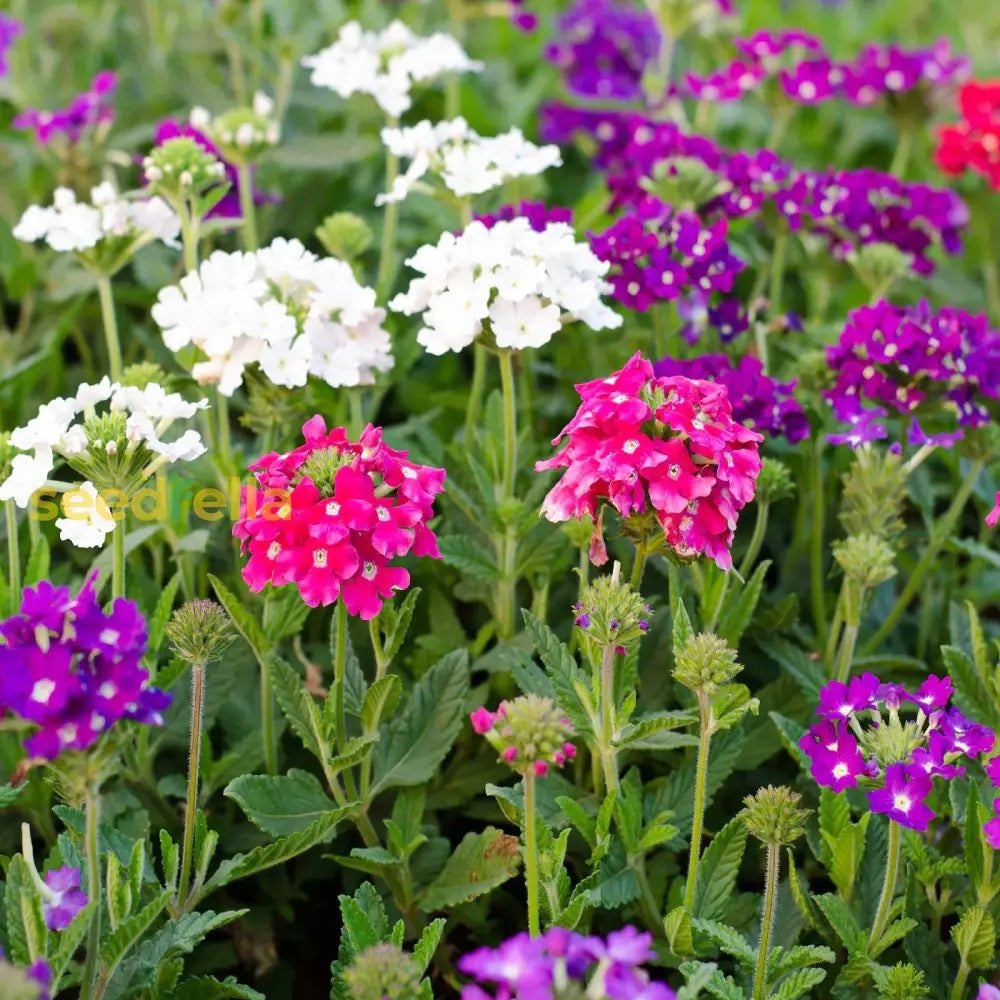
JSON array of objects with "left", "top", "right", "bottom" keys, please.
[
  {"left": 264, "top": 133, "right": 379, "bottom": 169},
  {"left": 208, "top": 575, "right": 270, "bottom": 664},
  {"left": 672, "top": 593, "right": 695, "bottom": 650},
  {"left": 951, "top": 905, "right": 996, "bottom": 969},
  {"left": 813, "top": 893, "right": 862, "bottom": 950},
  {"left": 23, "top": 534, "right": 49, "bottom": 586},
  {"left": 757, "top": 637, "right": 824, "bottom": 703},
  {"left": 818, "top": 787, "right": 850, "bottom": 864},
  {"left": 766, "top": 944, "right": 836, "bottom": 979},
  {"left": 419, "top": 827, "right": 521, "bottom": 912},
  {"left": 361, "top": 675, "right": 402, "bottom": 734},
  {"left": 0, "top": 783, "right": 24, "bottom": 808},
  {"left": 224, "top": 770, "right": 342, "bottom": 836},
  {"left": 371, "top": 649, "right": 469, "bottom": 795},
  {"left": 4, "top": 856, "right": 44, "bottom": 965},
  {"left": 965, "top": 782, "right": 986, "bottom": 893},
  {"left": 521, "top": 610, "right": 590, "bottom": 730},
  {"left": 692, "top": 918, "right": 756, "bottom": 966},
  {"left": 766, "top": 967, "right": 827, "bottom": 1000},
  {"left": 413, "top": 919, "right": 446, "bottom": 973},
  {"left": 664, "top": 906, "right": 694, "bottom": 958},
  {"left": 705, "top": 971, "right": 747, "bottom": 1000},
  {"left": 100, "top": 890, "right": 172, "bottom": 971},
  {"left": 437, "top": 535, "right": 502, "bottom": 581},
  {"left": 269, "top": 655, "right": 327, "bottom": 762},
  {"left": 678, "top": 961, "right": 721, "bottom": 1000},
  {"left": 869, "top": 917, "right": 917, "bottom": 958},
  {"left": 380, "top": 589, "right": 422, "bottom": 663},
  {"left": 169, "top": 976, "right": 266, "bottom": 999},
  {"left": 615, "top": 710, "right": 699, "bottom": 750},
  {"left": 329, "top": 734, "right": 380, "bottom": 774},
  {"left": 717, "top": 560, "right": 771, "bottom": 647},
  {"left": 941, "top": 646, "right": 1000, "bottom": 730},
  {"left": 694, "top": 818, "right": 749, "bottom": 922},
  {"left": 199, "top": 811, "right": 351, "bottom": 900},
  {"left": 91, "top": 526, "right": 161, "bottom": 593},
  {"left": 145, "top": 572, "right": 182, "bottom": 666},
  {"left": 769, "top": 713, "right": 809, "bottom": 769}
]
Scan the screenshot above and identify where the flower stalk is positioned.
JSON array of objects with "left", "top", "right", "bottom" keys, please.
[
  {"left": 523, "top": 768, "right": 541, "bottom": 937},
  {"left": 868, "top": 819, "right": 901, "bottom": 950},
  {"left": 497, "top": 349, "right": 519, "bottom": 639},
  {"left": 79, "top": 783, "right": 102, "bottom": 1000},
  {"left": 5, "top": 499, "right": 19, "bottom": 615},
  {"left": 96, "top": 275, "right": 123, "bottom": 382},
  {"left": 684, "top": 687, "right": 712, "bottom": 912},
  {"left": 752, "top": 842, "right": 780, "bottom": 1000},
  {"left": 176, "top": 662, "right": 205, "bottom": 911}
]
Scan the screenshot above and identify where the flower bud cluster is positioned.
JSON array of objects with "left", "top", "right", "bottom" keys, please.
[{"left": 470, "top": 695, "right": 576, "bottom": 777}]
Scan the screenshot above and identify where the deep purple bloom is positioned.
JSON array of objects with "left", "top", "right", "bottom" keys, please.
[
  {"left": 0, "top": 13, "right": 22, "bottom": 77},
  {"left": 937, "top": 709, "right": 996, "bottom": 759},
  {"left": 575, "top": 612, "right": 591, "bottom": 628},
  {"left": 867, "top": 763, "right": 935, "bottom": 830},
  {"left": 800, "top": 720, "right": 866, "bottom": 792},
  {"left": 41, "top": 867, "right": 87, "bottom": 931},
  {"left": 0, "top": 574, "right": 170, "bottom": 762},
  {"left": 907, "top": 675, "right": 954, "bottom": 713},
  {"left": 477, "top": 201, "right": 574, "bottom": 233},
  {"left": 818, "top": 674, "right": 881, "bottom": 720},
  {"left": 984, "top": 804, "right": 1000, "bottom": 851},
  {"left": 14, "top": 71, "right": 117, "bottom": 144},
  {"left": 826, "top": 408, "right": 890, "bottom": 448},
  {"left": 985, "top": 755, "right": 1000, "bottom": 787},
  {"left": 909, "top": 732, "right": 964, "bottom": 780}
]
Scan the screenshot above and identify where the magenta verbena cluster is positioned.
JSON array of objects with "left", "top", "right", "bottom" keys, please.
[
  {"left": 824, "top": 300, "right": 1000, "bottom": 446},
  {"left": 0, "top": 13, "right": 22, "bottom": 78},
  {"left": 476, "top": 200, "right": 574, "bottom": 234},
  {"left": 801, "top": 674, "right": 994, "bottom": 831},
  {"left": 458, "top": 926, "right": 676, "bottom": 1000},
  {"left": 654, "top": 353, "right": 809, "bottom": 444},
  {"left": 588, "top": 206, "right": 744, "bottom": 316},
  {"left": 13, "top": 71, "right": 117, "bottom": 144},
  {"left": 0, "top": 575, "right": 170, "bottom": 762}
]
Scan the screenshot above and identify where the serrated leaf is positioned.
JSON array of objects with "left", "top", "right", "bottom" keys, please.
[
  {"left": 767, "top": 944, "right": 836, "bottom": 979},
  {"left": 814, "top": 893, "right": 862, "bottom": 950},
  {"left": 965, "top": 781, "right": 985, "bottom": 893},
  {"left": 381, "top": 588, "right": 422, "bottom": 663},
  {"left": 692, "top": 918, "right": 756, "bottom": 966},
  {"left": 100, "top": 890, "right": 172, "bottom": 970},
  {"left": 818, "top": 787, "right": 850, "bottom": 863},
  {"left": 0, "top": 783, "right": 24, "bottom": 808},
  {"left": 694, "top": 818, "right": 749, "bottom": 922},
  {"left": 951, "top": 905, "right": 996, "bottom": 969},
  {"left": 942, "top": 646, "right": 1000, "bottom": 730},
  {"left": 757, "top": 637, "right": 824, "bottom": 703},
  {"left": 705, "top": 971, "right": 747, "bottom": 1000},
  {"left": 769, "top": 713, "right": 809, "bottom": 769},
  {"left": 224, "top": 770, "right": 341, "bottom": 836},
  {"left": 371, "top": 650, "right": 469, "bottom": 796},
  {"left": 329, "top": 734, "right": 379, "bottom": 774},
  {"left": 169, "top": 976, "right": 266, "bottom": 999},
  {"left": 717, "top": 560, "right": 771, "bottom": 647},
  {"left": 413, "top": 918, "right": 446, "bottom": 972},
  {"left": 361, "top": 675, "right": 402, "bottom": 734},
  {"left": 664, "top": 906, "right": 694, "bottom": 957},
  {"left": 437, "top": 535, "right": 502, "bottom": 581},
  {"left": 766, "top": 967, "right": 827, "bottom": 1000},
  {"left": 616, "top": 711, "right": 699, "bottom": 750},
  {"left": 23, "top": 535, "right": 49, "bottom": 586},
  {"left": 419, "top": 828, "right": 521, "bottom": 912},
  {"left": 145, "top": 572, "right": 182, "bottom": 666},
  {"left": 521, "top": 610, "right": 589, "bottom": 731},
  {"left": 208, "top": 575, "right": 269, "bottom": 664},
  {"left": 269, "top": 655, "right": 327, "bottom": 762},
  {"left": 869, "top": 916, "right": 917, "bottom": 958},
  {"left": 678, "top": 961, "right": 720, "bottom": 1000}
]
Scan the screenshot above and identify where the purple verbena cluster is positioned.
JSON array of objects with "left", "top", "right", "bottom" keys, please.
[
  {"left": 589, "top": 206, "right": 744, "bottom": 316},
  {"left": 476, "top": 201, "right": 574, "bottom": 233},
  {"left": 41, "top": 867, "right": 88, "bottom": 931},
  {"left": 654, "top": 353, "right": 809, "bottom": 443},
  {"left": 0, "top": 946, "right": 51, "bottom": 1000},
  {"left": 0, "top": 13, "right": 22, "bottom": 77},
  {"left": 458, "top": 926, "right": 676, "bottom": 1000},
  {"left": 0, "top": 575, "right": 171, "bottom": 762},
  {"left": 824, "top": 300, "right": 1000, "bottom": 446},
  {"left": 13, "top": 71, "right": 117, "bottom": 145},
  {"left": 801, "top": 674, "right": 994, "bottom": 830}
]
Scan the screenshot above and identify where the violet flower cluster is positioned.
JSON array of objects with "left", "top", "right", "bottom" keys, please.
[
  {"left": 0, "top": 13, "right": 22, "bottom": 77},
  {"left": 824, "top": 300, "right": 1000, "bottom": 446},
  {"left": 476, "top": 201, "right": 573, "bottom": 233},
  {"left": 458, "top": 926, "right": 675, "bottom": 1000},
  {"left": 0, "top": 575, "right": 171, "bottom": 762},
  {"left": 588, "top": 207, "right": 744, "bottom": 317},
  {"left": 14, "top": 71, "right": 117, "bottom": 145},
  {"left": 801, "top": 674, "right": 994, "bottom": 831},
  {"left": 41, "top": 866, "right": 87, "bottom": 931},
  {"left": 654, "top": 354, "right": 809, "bottom": 443}
]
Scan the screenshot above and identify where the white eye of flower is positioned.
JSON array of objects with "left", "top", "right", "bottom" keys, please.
[
  {"left": 326, "top": 501, "right": 341, "bottom": 516},
  {"left": 99, "top": 682, "right": 118, "bottom": 699},
  {"left": 376, "top": 506, "right": 391, "bottom": 521},
  {"left": 31, "top": 680, "right": 56, "bottom": 704},
  {"left": 99, "top": 629, "right": 119, "bottom": 644},
  {"left": 267, "top": 542, "right": 281, "bottom": 560},
  {"left": 313, "top": 549, "right": 327, "bottom": 567},
  {"left": 892, "top": 793, "right": 912, "bottom": 812},
  {"left": 668, "top": 464, "right": 681, "bottom": 479},
  {"left": 622, "top": 439, "right": 640, "bottom": 454},
  {"left": 362, "top": 561, "right": 378, "bottom": 580}
]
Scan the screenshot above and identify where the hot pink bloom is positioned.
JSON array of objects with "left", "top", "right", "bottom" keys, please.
[
  {"left": 987, "top": 492, "right": 1000, "bottom": 528},
  {"left": 536, "top": 353, "right": 762, "bottom": 570},
  {"left": 233, "top": 417, "right": 445, "bottom": 619}
]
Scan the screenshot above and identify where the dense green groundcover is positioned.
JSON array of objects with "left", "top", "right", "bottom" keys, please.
[{"left": 1, "top": 0, "right": 1000, "bottom": 998}]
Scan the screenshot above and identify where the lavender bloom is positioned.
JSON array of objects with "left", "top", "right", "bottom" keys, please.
[
  {"left": 654, "top": 354, "right": 809, "bottom": 443},
  {"left": 0, "top": 13, "right": 23, "bottom": 77},
  {"left": 14, "top": 71, "right": 117, "bottom": 144},
  {"left": 41, "top": 867, "right": 87, "bottom": 931},
  {"left": 0, "top": 574, "right": 171, "bottom": 762}
]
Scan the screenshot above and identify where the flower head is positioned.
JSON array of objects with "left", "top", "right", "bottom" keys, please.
[
  {"left": 164, "top": 601, "right": 236, "bottom": 666},
  {"left": 473, "top": 695, "right": 575, "bottom": 776},
  {"left": 742, "top": 785, "right": 810, "bottom": 846},
  {"left": 234, "top": 417, "right": 444, "bottom": 617},
  {"left": 41, "top": 867, "right": 87, "bottom": 931},
  {"left": 537, "top": 353, "right": 762, "bottom": 571},
  {"left": 343, "top": 942, "right": 422, "bottom": 1000},
  {"left": 13, "top": 71, "right": 116, "bottom": 145},
  {"left": 0, "top": 576, "right": 169, "bottom": 762},
  {"left": 936, "top": 80, "right": 1000, "bottom": 190}
]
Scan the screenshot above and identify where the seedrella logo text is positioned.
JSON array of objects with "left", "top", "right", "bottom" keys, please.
[{"left": 29, "top": 477, "right": 293, "bottom": 524}]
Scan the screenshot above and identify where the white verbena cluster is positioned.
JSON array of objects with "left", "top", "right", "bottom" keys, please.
[
  {"left": 377, "top": 118, "right": 562, "bottom": 205},
  {"left": 389, "top": 218, "right": 623, "bottom": 355},
  {"left": 151, "top": 238, "right": 393, "bottom": 397},
  {"left": 13, "top": 183, "right": 180, "bottom": 253},
  {"left": 302, "top": 20, "right": 482, "bottom": 118},
  {"left": 0, "top": 378, "right": 208, "bottom": 547}
]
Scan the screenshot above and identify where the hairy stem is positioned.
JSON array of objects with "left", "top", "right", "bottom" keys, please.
[
  {"left": 334, "top": 598, "right": 359, "bottom": 799},
  {"left": 96, "top": 276, "right": 123, "bottom": 381},
  {"left": 464, "top": 343, "right": 488, "bottom": 454},
  {"left": 752, "top": 842, "right": 781, "bottom": 1000},
  {"left": 259, "top": 653, "right": 277, "bottom": 775},
  {"left": 112, "top": 518, "right": 125, "bottom": 601},
  {"left": 523, "top": 769, "right": 541, "bottom": 937},
  {"left": 737, "top": 500, "right": 770, "bottom": 580},
  {"left": 683, "top": 690, "right": 713, "bottom": 912},
  {"left": 177, "top": 662, "right": 205, "bottom": 910},
  {"left": 496, "top": 350, "right": 519, "bottom": 639},
  {"left": 599, "top": 641, "right": 619, "bottom": 794},
  {"left": 237, "top": 161, "right": 257, "bottom": 251},
  {"left": 868, "top": 819, "right": 901, "bottom": 950},
  {"left": 79, "top": 785, "right": 102, "bottom": 1000},
  {"left": 6, "top": 500, "right": 19, "bottom": 614}
]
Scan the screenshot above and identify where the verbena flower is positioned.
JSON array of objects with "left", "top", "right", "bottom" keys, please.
[
  {"left": 986, "top": 492, "right": 1000, "bottom": 528},
  {"left": 654, "top": 354, "right": 808, "bottom": 443},
  {"left": 389, "top": 218, "right": 621, "bottom": 355},
  {"left": 233, "top": 416, "right": 445, "bottom": 617},
  {"left": 471, "top": 695, "right": 575, "bottom": 777},
  {"left": 302, "top": 21, "right": 482, "bottom": 119},
  {"left": 801, "top": 675, "right": 994, "bottom": 831},
  {"left": 40, "top": 867, "right": 87, "bottom": 931},
  {"left": 0, "top": 14, "right": 23, "bottom": 78},
  {"left": 152, "top": 239, "right": 392, "bottom": 395},
  {"left": 824, "top": 300, "right": 1000, "bottom": 445},
  {"left": 476, "top": 201, "right": 573, "bottom": 232},
  {"left": 457, "top": 927, "right": 676, "bottom": 999},
  {"left": 536, "top": 353, "right": 763, "bottom": 571},
  {"left": 186, "top": 92, "right": 280, "bottom": 164},
  {"left": 0, "top": 379, "right": 207, "bottom": 546},
  {"left": 375, "top": 118, "right": 561, "bottom": 206},
  {"left": 13, "top": 71, "right": 117, "bottom": 144},
  {"left": 0, "top": 575, "right": 170, "bottom": 762},
  {"left": 936, "top": 79, "right": 1000, "bottom": 190},
  {"left": 13, "top": 183, "right": 179, "bottom": 254}
]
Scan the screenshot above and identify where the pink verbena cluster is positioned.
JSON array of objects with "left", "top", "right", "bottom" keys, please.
[
  {"left": 536, "top": 353, "right": 762, "bottom": 570},
  {"left": 234, "top": 416, "right": 445, "bottom": 618},
  {"left": 470, "top": 696, "right": 576, "bottom": 778},
  {"left": 801, "top": 674, "right": 994, "bottom": 831}
]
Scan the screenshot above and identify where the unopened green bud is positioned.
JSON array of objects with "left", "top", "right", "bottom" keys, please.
[
  {"left": 873, "top": 963, "right": 929, "bottom": 1000},
  {"left": 792, "top": 347, "right": 835, "bottom": 394},
  {"left": 574, "top": 568, "right": 651, "bottom": 651},
  {"left": 480, "top": 695, "right": 575, "bottom": 777},
  {"left": 755, "top": 459, "right": 795, "bottom": 504},
  {"left": 343, "top": 942, "right": 422, "bottom": 1000},
  {"left": 832, "top": 533, "right": 896, "bottom": 590},
  {"left": 120, "top": 362, "right": 169, "bottom": 390},
  {"left": 673, "top": 633, "right": 741, "bottom": 694},
  {"left": 741, "top": 785, "right": 809, "bottom": 847},
  {"left": 143, "top": 137, "right": 227, "bottom": 202},
  {"left": 316, "top": 212, "right": 373, "bottom": 262},
  {"left": 206, "top": 94, "right": 281, "bottom": 164},
  {"left": 165, "top": 600, "right": 237, "bottom": 666},
  {"left": 839, "top": 447, "right": 908, "bottom": 542},
  {"left": 847, "top": 242, "right": 911, "bottom": 299},
  {"left": 640, "top": 156, "right": 728, "bottom": 211}
]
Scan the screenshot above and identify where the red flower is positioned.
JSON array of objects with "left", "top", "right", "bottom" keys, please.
[{"left": 934, "top": 79, "right": 1000, "bottom": 190}]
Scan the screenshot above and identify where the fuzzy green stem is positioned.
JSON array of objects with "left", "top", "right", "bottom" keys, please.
[
  {"left": 868, "top": 819, "right": 901, "bottom": 950},
  {"left": 752, "top": 842, "right": 781, "bottom": 1000},
  {"left": 112, "top": 519, "right": 125, "bottom": 600},
  {"left": 260, "top": 654, "right": 277, "bottom": 775},
  {"left": 630, "top": 541, "right": 647, "bottom": 591},
  {"left": 96, "top": 276, "right": 123, "bottom": 381},
  {"left": 348, "top": 389, "right": 365, "bottom": 438},
  {"left": 334, "top": 599, "right": 359, "bottom": 800},
  {"left": 738, "top": 501, "right": 769, "bottom": 580},
  {"left": 810, "top": 439, "right": 827, "bottom": 648},
  {"left": 599, "top": 641, "right": 620, "bottom": 794},
  {"left": 950, "top": 963, "right": 971, "bottom": 1000},
  {"left": 464, "top": 343, "right": 488, "bottom": 453},
  {"left": 177, "top": 663, "right": 205, "bottom": 910},
  {"left": 496, "top": 350, "right": 519, "bottom": 639},
  {"left": 889, "top": 128, "right": 915, "bottom": 178},
  {"left": 834, "top": 623, "right": 860, "bottom": 683},
  {"left": 6, "top": 500, "right": 19, "bottom": 614},
  {"left": 79, "top": 785, "right": 102, "bottom": 1000},
  {"left": 237, "top": 162, "right": 258, "bottom": 251},
  {"left": 861, "top": 460, "right": 984, "bottom": 654},
  {"left": 523, "top": 769, "right": 541, "bottom": 936},
  {"left": 683, "top": 690, "right": 712, "bottom": 912},
  {"left": 376, "top": 120, "right": 400, "bottom": 299}
]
